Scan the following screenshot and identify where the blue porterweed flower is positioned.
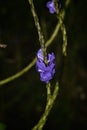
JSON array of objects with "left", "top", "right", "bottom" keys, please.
[
  {"left": 36, "top": 49, "right": 55, "bottom": 83},
  {"left": 46, "top": 0, "right": 56, "bottom": 14}
]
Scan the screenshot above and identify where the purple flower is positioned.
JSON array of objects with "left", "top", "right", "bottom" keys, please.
[
  {"left": 37, "top": 49, "right": 44, "bottom": 62},
  {"left": 36, "top": 49, "right": 55, "bottom": 83},
  {"left": 46, "top": 1, "right": 56, "bottom": 14}
]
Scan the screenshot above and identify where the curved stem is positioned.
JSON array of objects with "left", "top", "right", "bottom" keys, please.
[
  {"left": 53, "top": 0, "right": 69, "bottom": 56},
  {"left": 28, "top": 0, "right": 47, "bottom": 62},
  {"left": 32, "top": 82, "right": 59, "bottom": 130},
  {"left": 0, "top": 58, "right": 36, "bottom": 86}
]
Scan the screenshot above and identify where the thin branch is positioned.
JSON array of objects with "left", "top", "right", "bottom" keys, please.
[
  {"left": 0, "top": 58, "right": 36, "bottom": 86},
  {"left": 53, "top": 0, "right": 68, "bottom": 56},
  {"left": 28, "top": 0, "right": 47, "bottom": 62},
  {"left": 46, "top": 82, "right": 51, "bottom": 102},
  {"left": 32, "top": 82, "right": 59, "bottom": 130}
]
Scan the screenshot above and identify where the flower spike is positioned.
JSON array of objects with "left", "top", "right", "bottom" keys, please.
[{"left": 36, "top": 49, "right": 55, "bottom": 83}]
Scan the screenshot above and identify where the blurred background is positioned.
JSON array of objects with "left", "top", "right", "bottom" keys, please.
[{"left": 0, "top": 0, "right": 87, "bottom": 130}]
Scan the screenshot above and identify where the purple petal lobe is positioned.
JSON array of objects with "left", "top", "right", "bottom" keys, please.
[
  {"left": 46, "top": 1, "right": 56, "bottom": 14},
  {"left": 37, "top": 49, "right": 44, "bottom": 61},
  {"left": 40, "top": 72, "right": 52, "bottom": 83}
]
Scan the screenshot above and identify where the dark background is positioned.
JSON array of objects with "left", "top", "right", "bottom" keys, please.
[{"left": 0, "top": 0, "right": 87, "bottom": 130}]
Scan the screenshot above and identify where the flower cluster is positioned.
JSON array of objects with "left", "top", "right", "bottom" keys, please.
[
  {"left": 46, "top": 0, "right": 56, "bottom": 14},
  {"left": 36, "top": 49, "right": 55, "bottom": 83}
]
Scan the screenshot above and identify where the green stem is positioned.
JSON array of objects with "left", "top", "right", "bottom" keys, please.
[
  {"left": 28, "top": 0, "right": 47, "bottom": 63},
  {"left": 32, "top": 82, "right": 59, "bottom": 130},
  {"left": 53, "top": 0, "right": 68, "bottom": 56},
  {"left": 28, "top": 0, "right": 45, "bottom": 46},
  {"left": 46, "top": 82, "right": 51, "bottom": 102},
  {"left": 0, "top": 58, "right": 36, "bottom": 86}
]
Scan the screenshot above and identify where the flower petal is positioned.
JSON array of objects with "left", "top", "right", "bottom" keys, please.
[
  {"left": 37, "top": 49, "right": 44, "bottom": 61},
  {"left": 36, "top": 60, "right": 46, "bottom": 73},
  {"left": 46, "top": 1, "right": 56, "bottom": 14},
  {"left": 40, "top": 72, "right": 52, "bottom": 83}
]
